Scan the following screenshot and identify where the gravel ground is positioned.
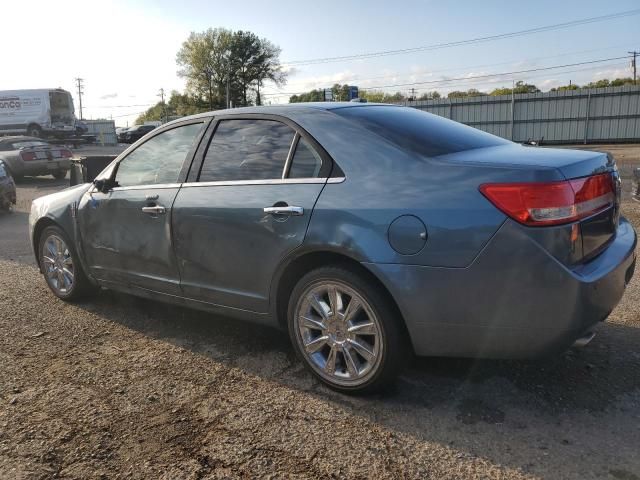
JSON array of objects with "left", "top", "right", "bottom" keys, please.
[{"left": 0, "top": 152, "right": 639, "bottom": 479}]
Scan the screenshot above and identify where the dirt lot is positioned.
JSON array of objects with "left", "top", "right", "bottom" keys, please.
[{"left": 1, "top": 146, "right": 639, "bottom": 479}]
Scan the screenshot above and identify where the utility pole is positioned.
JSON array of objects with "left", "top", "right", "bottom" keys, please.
[
  {"left": 158, "top": 88, "right": 166, "bottom": 123},
  {"left": 410, "top": 87, "right": 417, "bottom": 101},
  {"left": 629, "top": 51, "right": 638, "bottom": 85},
  {"left": 75, "top": 78, "right": 84, "bottom": 120}
]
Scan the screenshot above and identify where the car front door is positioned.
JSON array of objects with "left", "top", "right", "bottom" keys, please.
[
  {"left": 78, "top": 120, "right": 207, "bottom": 295},
  {"left": 172, "top": 116, "right": 332, "bottom": 313}
]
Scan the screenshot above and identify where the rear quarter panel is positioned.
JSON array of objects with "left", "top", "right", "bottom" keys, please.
[{"left": 293, "top": 109, "right": 565, "bottom": 267}]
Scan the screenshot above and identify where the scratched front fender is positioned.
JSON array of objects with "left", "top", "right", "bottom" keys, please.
[{"left": 29, "top": 183, "right": 93, "bottom": 260}]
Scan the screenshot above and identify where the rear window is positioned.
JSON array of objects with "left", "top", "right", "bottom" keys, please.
[
  {"left": 333, "top": 106, "right": 509, "bottom": 158},
  {"left": 10, "top": 141, "right": 49, "bottom": 149}
]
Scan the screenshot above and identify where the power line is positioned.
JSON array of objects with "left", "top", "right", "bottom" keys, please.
[
  {"left": 398, "top": 62, "right": 629, "bottom": 94},
  {"left": 359, "top": 55, "right": 631, "bottom": 90},
  {"left": 284, "top": 9, "right": 640, "bottom": 66},
  {"left": 84, "top": 103, "right": 156, "bottom": 108},
  {"left": 110, "top": 110, "right": 149, "bottom": 119},
  {"left": 260, "top": 56, "right": 630, "bottom": 98},
  {"left": 262, "top": 43, "right": 638, "bottom": 95}
]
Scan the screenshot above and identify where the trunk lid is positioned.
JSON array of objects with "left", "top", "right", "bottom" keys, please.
[{"left": 446, "top": 144, "right": 620, "bottom": 263}]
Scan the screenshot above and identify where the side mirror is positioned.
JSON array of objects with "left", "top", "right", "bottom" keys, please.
[{"left": 93, "top": 178, "right": 114, "bottom": 193}]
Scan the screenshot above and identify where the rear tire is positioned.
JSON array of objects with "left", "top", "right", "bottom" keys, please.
[
  {"left": 288, "top": 265, "right": 406, "bottom": 394},
  {"left": 52, "top": 170, "right": 68, "bottom": 180},
  {"left": 38, "top": 225, "right": 96, "bottom": 301}
]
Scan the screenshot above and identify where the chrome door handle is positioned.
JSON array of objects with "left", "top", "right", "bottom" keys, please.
[
  {"left": 263, "top": 206, "right": 304, "bottom": 216},
  {"left": 141, "top": 205, "right": 166, "bottom": 215}
]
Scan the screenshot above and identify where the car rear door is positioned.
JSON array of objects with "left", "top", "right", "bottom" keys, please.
[
  {"left": 172, "top": 115, "right": 332, "bottom": 313},
  {"left": 78, "top": 120, "right": 207, "bottom": 295}
]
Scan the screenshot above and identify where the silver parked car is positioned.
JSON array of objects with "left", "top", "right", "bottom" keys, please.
[
  {"left": 29, "top": 104, "right": 637, "bottom": 393},
  {"left": 0, "top": 136, "right": 72, "bottom": 180}
]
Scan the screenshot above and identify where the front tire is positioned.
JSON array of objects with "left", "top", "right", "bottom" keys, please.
[
  {"left": 288, "top": 266, "right": 406, "bottom": 394},
  {"left": 38, "top": 226, "right": 95, "bottom": 301}
]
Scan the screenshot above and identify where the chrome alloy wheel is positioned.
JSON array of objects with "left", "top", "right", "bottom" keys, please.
[
  {"left": 41, "top": 234, "right": 74, "bottom": 295},
  {"left": 295, "top": 281, "right": 383, "bottom": 387}
]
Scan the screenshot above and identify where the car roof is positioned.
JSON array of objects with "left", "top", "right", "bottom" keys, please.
[{"left": 162, "top": 102, "right": 397, "bottom": 127}]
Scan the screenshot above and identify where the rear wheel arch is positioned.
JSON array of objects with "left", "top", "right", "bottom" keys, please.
[
  {"left": 272, "top": 249, "right": 412, "bottom": 352},
  {"left": 32, "top": 217, "right": 60, "bottom": 265}
]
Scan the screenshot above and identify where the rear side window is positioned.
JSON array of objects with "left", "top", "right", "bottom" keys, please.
[
  {"left": 334, "top": 106, "right": 510, "bottom": 158},
  {"left": 288, "top": 138, "right": 323, "bottom": 178},
  {"left": 199, "top": 119, "right": 295, "bottom": 182},
  {"left": 115, "top": 122, "right": 204, "bottom": 187}
]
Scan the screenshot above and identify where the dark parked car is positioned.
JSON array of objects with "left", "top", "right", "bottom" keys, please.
[
  {"left": 0, "top": 136, "right": 72, "bottom": 180},
  {"left": 0, "top": 160, "right": 16, "bottom": 210},
  {"left": 29, "top": 104, "right": 637, "bottom": 393},
  {"left": 118, "top": 124, "right": 156, "bottom": 143}
]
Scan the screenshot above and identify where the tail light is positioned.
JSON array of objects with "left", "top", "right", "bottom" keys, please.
[
  {"left": 480, "top": 173, "right": 615, "bottom": 226},
  {"left": 60, "top": 149, "right": 72, "bottom": 158},
  {"left": 20, "top": 151, "right": 37, "bottom": 161}
]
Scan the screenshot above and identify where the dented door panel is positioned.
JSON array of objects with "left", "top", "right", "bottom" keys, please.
[{"left": 77, "top": 186, "right": 181, "bottom": 294}]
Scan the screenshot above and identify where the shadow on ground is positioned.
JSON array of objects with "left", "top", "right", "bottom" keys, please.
[{"left": 77, "top": 286, "right": 640, "bottom": 417}]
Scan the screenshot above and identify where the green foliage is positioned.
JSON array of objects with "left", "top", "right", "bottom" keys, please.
[
  {"left": 550, "top": 77, "right": 635, "bottom": 91},
  {"left": 288, "top": 77, "right": 636, "bottom": 105},
  {"left": 417, "top": 91, "right": 441, "bottom": 100},
  {"left": 447, "top": 88, "right": 487, "bottom": 98},
  {"left": 489, "top": 81, "right": 540, "bottom": 96},
  {"left": 551, "top": 84, "right": 580, "bottom": 91},
  {"left": 176, "top": 28, "right": 286, "bottom": 109},
  {"left": 359, "top": 90, "right": 407, "bottom": 103},
  {"left": 289, "top": 85, "right": 409, "bottom": 103},
  {"left": 289, "top": 89, "right": 325, "bottom": 103},
  {"left": 135, "top": 91, "right": 209, "bottom": 125}
]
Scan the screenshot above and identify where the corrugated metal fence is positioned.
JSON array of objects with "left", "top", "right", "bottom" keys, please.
[
  {"left": 83, "top": 120, "right": 117, "bottom": 145},
  {"left": 400, "top": 85, "right": 640, "bottom": 144}
]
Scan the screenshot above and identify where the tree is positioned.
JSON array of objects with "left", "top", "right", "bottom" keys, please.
[
  {"left": 135, "top": 91, "right": 209, "bottom": 125},
  {"left": 489, "top": 81, "right": 539, "bottom": 96},
  {"left": 448, "top": 88, "right": 487, "bottom": 98},
  {"left": 358, "top": 90, "right": 406, "bottom": 103},
  {"left": 610, "top": 77, "right": 634, "bottom": 87},
  {"left": 551, "top": 84, "right": 579, "bottom": 91},
  {"left": 250, "top": 37, "right": 287, "bottom": 106},
  {"left": 417, "top": 91, "right": 441, "bottom": 100},
  {"left": 177, "top": 28, "right": 287, "bottom": 110},
  {"left": 176, "top": 28, "right": 233, "bottom": 110}
]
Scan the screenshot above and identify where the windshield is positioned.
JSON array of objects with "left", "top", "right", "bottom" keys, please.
[{"left": 333, "top": 105, "right": 510, "bottom": 158}]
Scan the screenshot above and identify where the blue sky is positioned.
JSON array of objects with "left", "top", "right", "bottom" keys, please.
[{"left": 2, "top": 0, "right": 637, "bottom": 125}]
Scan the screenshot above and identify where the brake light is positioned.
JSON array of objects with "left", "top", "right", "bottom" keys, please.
[
  {"left": 480, "top": 173, "right": 615, "bottom": 226},
  {"left": 60, "top": 149, "right": 72, "bottom": 158},
  {"left": 20, "top": 151, "right": 37, "bottom": 161}
]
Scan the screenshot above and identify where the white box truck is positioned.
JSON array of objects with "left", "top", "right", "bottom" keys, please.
[{"left": 0, "top": 88, "right": 77, "bottom": 138}]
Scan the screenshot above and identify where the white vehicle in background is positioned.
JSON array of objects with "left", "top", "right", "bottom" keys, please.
[{"left": 0, "top": 89, "right": 77, "bottom": 138}]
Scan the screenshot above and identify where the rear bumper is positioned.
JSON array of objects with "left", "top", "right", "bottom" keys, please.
[
  {"left": 365, "top": 217, "right": 637, "bottom": 358},
  {"left": 13, "top": 159, "right": 70, "bottom": 176}
]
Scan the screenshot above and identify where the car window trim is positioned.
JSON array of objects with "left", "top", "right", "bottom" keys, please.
[
  {"left": 282, "top": 133, "right": 300, "bottom": 179},
  {"left": 191, "top": 113, "right": 334, "bottom": 184},
  {"left": 111, "top": 183, "right": 182, "bottom": 192},
  {"left": 109, "top": 117, "right": 211, "bottom": 190}
]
